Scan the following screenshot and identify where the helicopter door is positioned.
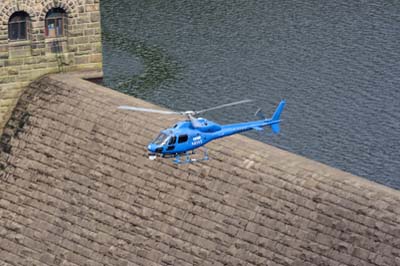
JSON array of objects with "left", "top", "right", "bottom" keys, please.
[{"left": 166, "top": 136, "right": 176, "bottom": 151}]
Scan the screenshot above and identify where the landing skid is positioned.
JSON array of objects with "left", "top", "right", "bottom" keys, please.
[
  {"left": 148, "top": 148, "right": 209, "bottom": 164},
  {"left": 174, "top": 148, "right": 209, "bottom": 164}
]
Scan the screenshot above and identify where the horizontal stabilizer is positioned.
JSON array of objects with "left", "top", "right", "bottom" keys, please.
[{"left": 252, "top": 126, "right": 264, "bottom": 131}]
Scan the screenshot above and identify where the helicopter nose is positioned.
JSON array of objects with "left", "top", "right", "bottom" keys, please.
[
  {"left": 148, "top": 143, "right": 156, "bottom": 152},
  {"left": 148, "top": 144, "right": 163, "bottom": 154}
]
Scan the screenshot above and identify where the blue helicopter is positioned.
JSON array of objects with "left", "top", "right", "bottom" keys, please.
[{"left": 118, "top": 99, "right": 285, "bottom": 164}]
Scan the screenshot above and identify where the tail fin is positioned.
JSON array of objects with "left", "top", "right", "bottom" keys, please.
[
  {"left": 270, "top": 100, "right": 286, "bottom": 134},
  {"left": 272, "top": 100, "right": 286, "bottom": 121}
]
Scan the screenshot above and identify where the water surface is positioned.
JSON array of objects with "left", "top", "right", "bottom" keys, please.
[{"left": 101, "top": 0, "right": 400, "bottom": 189}]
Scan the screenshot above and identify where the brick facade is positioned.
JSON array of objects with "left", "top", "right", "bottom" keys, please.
[{"left": 0, "top": 0, "right": 102, "bottom": 133}]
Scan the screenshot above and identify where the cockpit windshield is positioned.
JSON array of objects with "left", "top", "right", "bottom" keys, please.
[{"left": 153, "top": 133, "right": 169, "bottom": 146}]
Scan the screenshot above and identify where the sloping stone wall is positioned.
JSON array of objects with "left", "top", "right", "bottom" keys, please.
[
  {"left": 0, "top": 0, "right": 102, "bottom": 134},
  {"left": 1, "top": 73, "right": 400, "bottom": 265}
]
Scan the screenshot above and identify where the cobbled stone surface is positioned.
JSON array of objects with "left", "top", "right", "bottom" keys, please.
[{"left": 1, "top": 73, "right": 400, "bottom": 266}]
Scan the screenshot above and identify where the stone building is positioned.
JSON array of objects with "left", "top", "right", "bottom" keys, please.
[{"left": 0, "top": 0, "right": 102, "bottom": 132}]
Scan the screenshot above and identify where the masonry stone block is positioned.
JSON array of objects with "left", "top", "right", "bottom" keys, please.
[
  {"left": 0, "top": 46, "right": 8, "bottom": 53},
  {"left": 90, "top": 12, "right": 100, "bottom": 22},
  {"left": 89, "top": 54, "right": 102, "bottom": 63},
  {"left": 87, "top": 22, "right": 100, "bottom": 29},
  {"left": 78, "top": 43, "right": 92, "bottom": 52},
  {"left": 7, "top": 69, "right": 18, "bottom": 75},
  {"left": 75, "top": 55, "right": 89, "bottom": 64},
  {"left": 0, "top": 53, "right": 8, "bottom": 60},
  {"left": 86, "top": 4, "right": 98, "bottom": 12}
]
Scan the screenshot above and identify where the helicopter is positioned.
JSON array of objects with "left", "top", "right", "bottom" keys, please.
[{"left": 118, "top": 99, "right": 286, "bottom": 164}]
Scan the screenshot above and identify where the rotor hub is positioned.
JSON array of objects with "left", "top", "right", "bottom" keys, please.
[{"left": 183, "top": 111, "right": 196, "bottom": 116}]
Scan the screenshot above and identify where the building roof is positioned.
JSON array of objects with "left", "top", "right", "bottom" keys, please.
[{"left": 1, "top": 73, "right": 400, "bottom": 266}]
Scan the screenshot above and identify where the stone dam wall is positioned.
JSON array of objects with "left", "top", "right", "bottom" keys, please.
[{"left": 0, "top": 73, "right": 400, "bottom": 265}]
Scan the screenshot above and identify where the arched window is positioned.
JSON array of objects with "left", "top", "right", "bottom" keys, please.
[
  {"left": 45, "top": 8, "right": 67, "bottom": 38},
  {"left": 8, "top": 11, "right": 30, "bottom": 41}
]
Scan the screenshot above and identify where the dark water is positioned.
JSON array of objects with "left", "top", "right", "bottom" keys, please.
[{"left": 100, "top": 1, "right": 400, "bottom": 189}]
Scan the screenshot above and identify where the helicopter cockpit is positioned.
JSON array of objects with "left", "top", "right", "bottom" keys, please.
[
  {"left": 152, "top": 133, "right": 169, "bottom": 146},
  {"left": 148, "top": 132, "right": 173, "bottom": 156}
]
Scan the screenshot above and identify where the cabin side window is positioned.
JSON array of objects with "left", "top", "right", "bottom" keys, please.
[{"left": 178, "top": 135, "right": 188, "bottom": 143}]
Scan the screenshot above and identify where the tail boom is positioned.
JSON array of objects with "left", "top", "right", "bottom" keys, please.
[{"left": 213, "top": 100, "right": 286, "bottom": 138}]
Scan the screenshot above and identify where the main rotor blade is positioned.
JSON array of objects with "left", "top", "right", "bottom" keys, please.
[
  {"left": 195, "top": 99, "right": 253, "bottom": 114},
  {"left": 118, "top": 106, "right": 180, "bottom": 115}
]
